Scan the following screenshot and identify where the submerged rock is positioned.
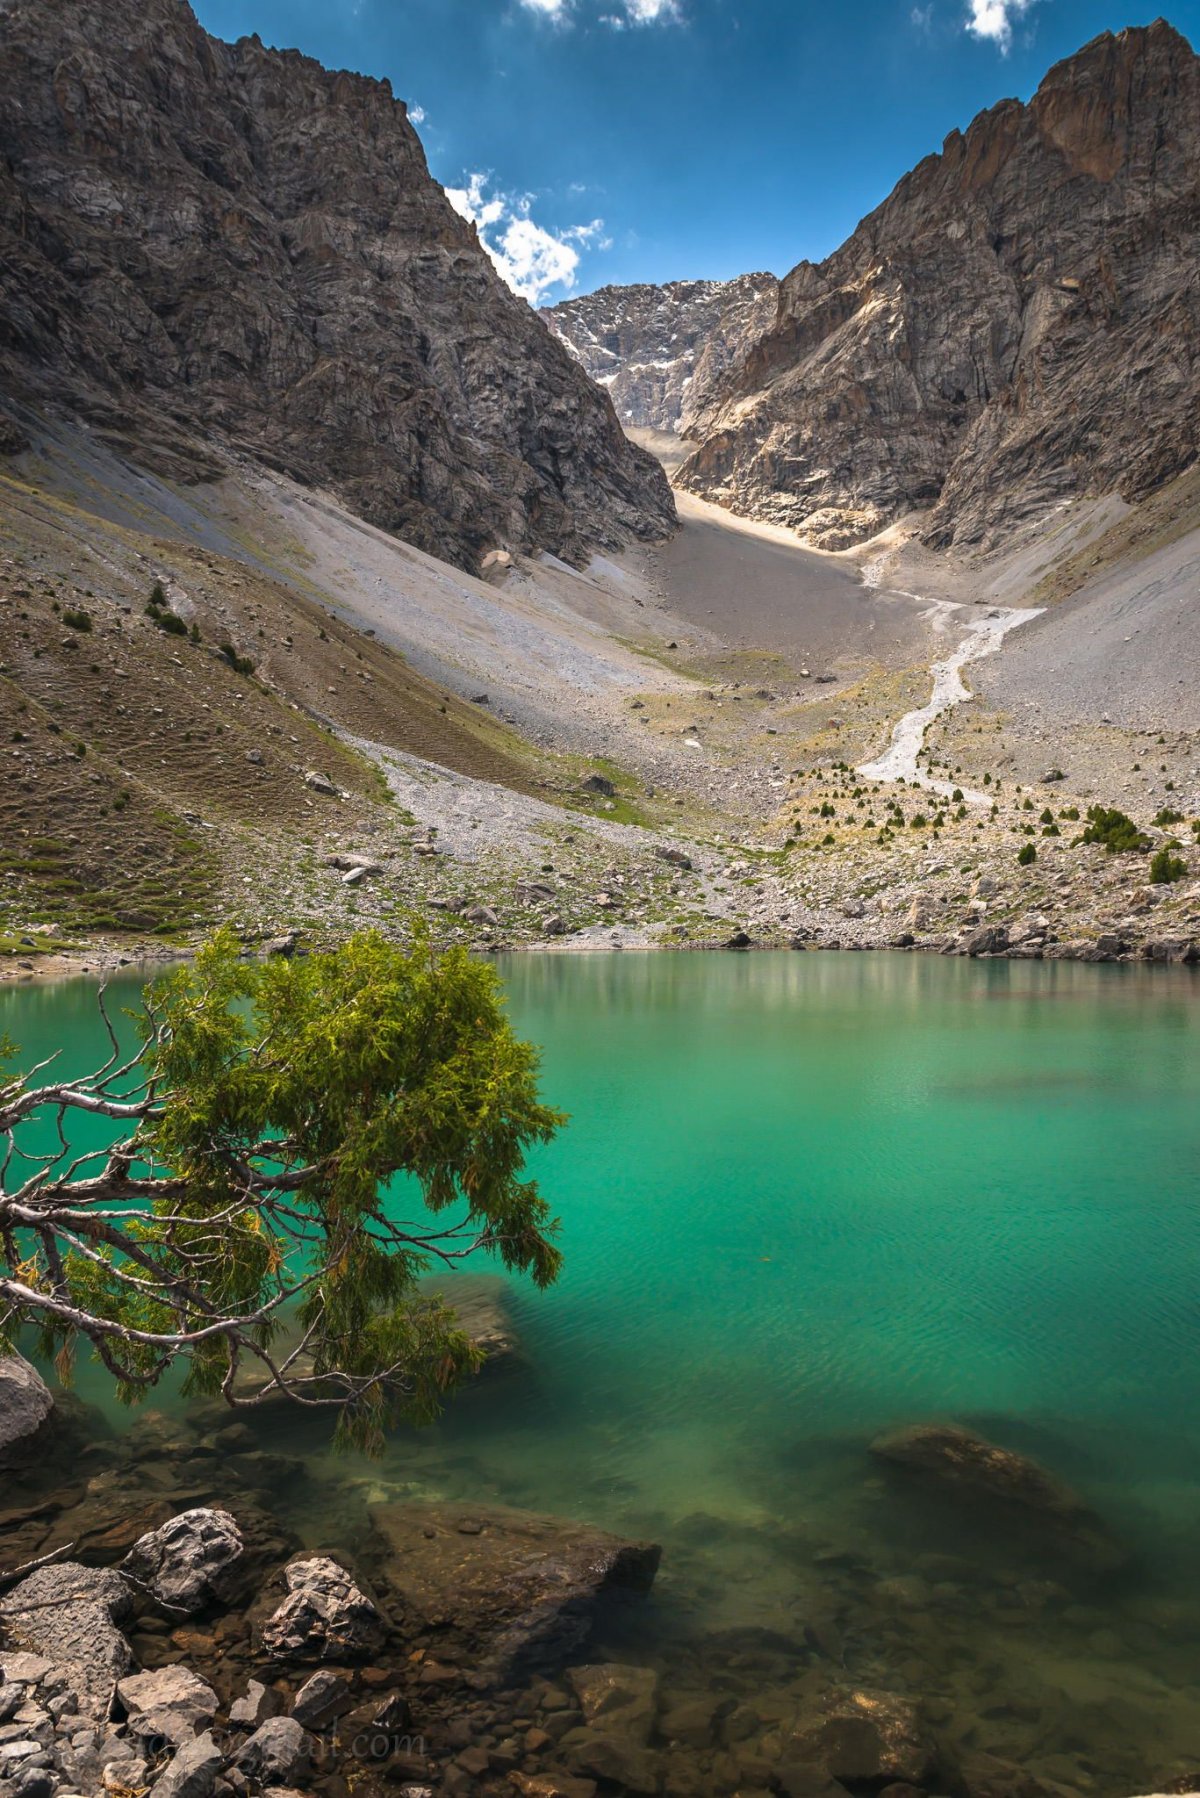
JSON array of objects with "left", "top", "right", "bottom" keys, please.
[
  {"left": 368, "top": 1501, "right": 661, "bottom": 1686},
  {"left": 0, "top": 1354, "right": 54, "bottom": 1464},
  {"left": 122, "top": 1508, "right": 246, "bottom": 1615},
  {"left": 566, "top": 1664, "right": 659, "bottom": 1744},
  {"left": 424, "top": 1275, "right": 521, "bottom": 1371},
  {"left": 869, "top": 1422, "right": 1127, "bottom": 1572},
  {"left": 787, "top": 1686, "right": 938, "bottom": 1786}
]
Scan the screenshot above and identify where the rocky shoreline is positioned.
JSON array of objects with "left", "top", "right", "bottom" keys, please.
[{"left": 3, "top": 1297, "right": 1199, "bottom": 1798}]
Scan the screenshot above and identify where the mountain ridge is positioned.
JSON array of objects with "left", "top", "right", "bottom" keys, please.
[
  {"left": 675, "top": 19, "right": 1199, "bottom": 549},
  {"left": 0, "top": 0, "right": 675, "bottom": 574},
  {"left": 544, "top": 273, "right": 779, "bottom": 435}
]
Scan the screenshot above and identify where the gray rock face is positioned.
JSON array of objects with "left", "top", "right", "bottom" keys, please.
[
  {"left": 677, "top": 23, "right": 1200, "bottom": 550},
  {"left": 147, "top": 1730, "right": 223, "bottom": 1798},
  {"left": 0, "top": 0, "right": 674, "bottom": 576},
  {"left": 545, "top": 274, "right": 778, "bottom": 435},
  {"left": 122, "top": 1509, "right": 245, "bottom": 1615},
  {"left": 259, "top": 1556, "right": 383, "bottom": 1663},
  {"left": 116, "top": 1665, "right": 219, "bottom": 1748},
  {"left": 0, "top": 1565, "right": 132, "bottom": 1715},
  {"left": 0, "top": 1355, "right": 54, "bottom": 1463},
  {"left": 234, "top": 1716, "right": 313, "bottom": 1783},
  {"left": 368, "top": 1500, "right": 661, "bottom": 1686},
  {"left": 289, "top": 1669, "right": 353, "bottom": 1729},
  {"left": 228, "top": 1679, "right": 279, "bottom": 1729}
]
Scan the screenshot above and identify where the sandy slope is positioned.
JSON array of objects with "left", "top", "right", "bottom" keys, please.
[{"left": 2, "top": 413, "right": 1197, "bottom": 976}]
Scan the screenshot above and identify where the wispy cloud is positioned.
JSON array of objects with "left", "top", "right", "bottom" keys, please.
[
  {"left": 965, "top": 0, "right": 1033, "bottom": 52},
  {"left": 619, "top": 0, "right": 682, "bottom": 19},
  {"left": 408, "top": 102, "right": 426, "bottom": 124},
  {"left": 518, "top": 0, "right": 683, "bottom": 24},
  {"left": 445, "top": 173, "right": 607, "bottom": 304},
  {"left": 910, "top": 3, "right": 933, "bottom": 34}
]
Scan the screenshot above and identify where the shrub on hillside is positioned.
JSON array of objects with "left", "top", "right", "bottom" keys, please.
[
  {"left": 1081, "top": 806, "right": 1150, "bottom": 853},
  {"left": 1149, "top": 847, "right": 1187, "bottom": 884}
]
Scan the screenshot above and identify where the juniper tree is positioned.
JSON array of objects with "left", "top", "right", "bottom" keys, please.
[{"left": 0, "top": 931, "right": 563, "bottom": 1451}]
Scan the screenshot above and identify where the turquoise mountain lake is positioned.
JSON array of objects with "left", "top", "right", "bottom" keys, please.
[{"left": 3, "top": 950, "right": 1200, "bottom": 1789}]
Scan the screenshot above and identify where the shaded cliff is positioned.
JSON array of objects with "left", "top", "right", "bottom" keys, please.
[{"left": 0, "top": 0, "right": 674, "bottom": 572}]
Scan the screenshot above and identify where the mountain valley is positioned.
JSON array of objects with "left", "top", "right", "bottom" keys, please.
[{"left": 0, "top": 4, "right": 1197, "bottom": 979}]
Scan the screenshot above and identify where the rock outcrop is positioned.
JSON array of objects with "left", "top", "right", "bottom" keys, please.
[
  {"left": 0, "top": 1564, "right": 133, "bottom": 1715},
  {"left": 676, "top": 22, "right": 1200, "bottom": 550},
  {"left": 0, "top": 0, "right": 674, "bottom": 574},
  {"left": 546, "top": 274, "right": 778, "bottom": 435}
]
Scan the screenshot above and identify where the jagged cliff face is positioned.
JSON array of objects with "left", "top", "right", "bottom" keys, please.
[
  {"left": 677, "top": 22, "right": 1200, "bottom": 552},
  {"left": 0, "top": 0, "right": 674, "bottom": 572},
  {"left": 545, "top": 275, "right": 778, "bottom": 435}
]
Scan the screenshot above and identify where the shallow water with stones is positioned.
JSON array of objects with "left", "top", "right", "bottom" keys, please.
[{"left": 4, "top": 950, "right": 1200, "bottom": 1794}]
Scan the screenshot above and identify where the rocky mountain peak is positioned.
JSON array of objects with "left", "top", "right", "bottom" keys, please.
[
  {"left": 0, "top": 0, "right": 674, "bottom": 573},
  {"left": 545, "top": 273, "right": 779, "bottom": 435},
  {"left": 669, "top": 20, "right": 1198, "bottom": 551}
]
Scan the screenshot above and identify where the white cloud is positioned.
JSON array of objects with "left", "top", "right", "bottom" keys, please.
[
  {"left": 445, "top": 173, "right": 607, "bottom": 304},
  {"left": 965, "top": 0, "right": 1032, "bottom": 52},
  {"left": 519, "top": 0, "right": 682, "bottom": 23},
  {"left": 910, "top": 3, "right": 933, "bottom": 32},
  {"left": 619, "top": 0, "right": 681, "bottom": 19},
  {"left": 408, "top": 102, "right": 426, "bottom": 124}
]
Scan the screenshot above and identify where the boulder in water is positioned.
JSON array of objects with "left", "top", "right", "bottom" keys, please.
[
  {"left": 869, "top": 1422, "right": 1127, "bottom": 1572},
  {"left": 567, "top": 1663, "right": 659, "bottom": 1744},
  {"left": 787, "top": 1686, "right": 938, "bottom": 1786},
  {"left": 424, "top": 1275, "right": 521, "bottom": 1371},
  {"left": 122, "top": 1508, "right": 246, "bottom": 1615},
  {"left": 0, "top": 1354, "right": 54, "bottom": 1464},
  {"left": 368, "top": 1501, "right": 660, "bottom": 1686},
  {"left": 259, "top": 1555, "right": 384, "bottom": 1663}
]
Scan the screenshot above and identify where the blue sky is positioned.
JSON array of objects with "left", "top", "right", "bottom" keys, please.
[{"left": 190, "top": 0, "right": 1198, "bottom": 303}]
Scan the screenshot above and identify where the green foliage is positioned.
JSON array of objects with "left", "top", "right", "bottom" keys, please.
[
  {"left": 146, "top": 585, "right": 188, "bottom": 635},
  {"left": 1081, "top": 806, "right": 1150, "bottom": 853},
  {"left": 1154, "top": 807, "right": 1184, "bottom": 826},
  {"left": 218, "top": 642, "right": 255, "bottom": 676},
  {"left": 1017, "top": 843, "right": 1037, "bottom": 866},
  {"left": 62, "top": 607, "right": 92, "bottom": 632},
  {"left": 3, "top": 930, "right": 564, "bottom": 1452},
  {"left": 1149, "top": 847, "right": 1187, "bottom": 885}
]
